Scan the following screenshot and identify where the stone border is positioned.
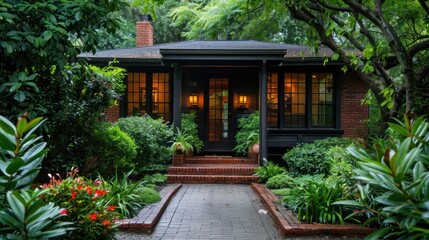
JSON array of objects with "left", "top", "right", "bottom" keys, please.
[
  {"left": 116, "top": 183, "right": 182, "bottom": 233},
  {"left": 251, "top": 183, "right": 374, "bottom": 237}
]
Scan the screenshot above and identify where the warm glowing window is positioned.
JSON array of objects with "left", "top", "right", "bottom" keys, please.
[
  {"left": 312, "top": 73, "right": 334, "bottom": 127},
  {"left": 267, "top": 73, "right": 278, "bottom": 126},
  {"left": 152, "top": 73, "right": 170, "bottom": 121},
  {"left": 127, "top": 72, "right": 147, "bottom": 116},
  {"left": 284, "top": 73, "right": 306, "bottom": 127}
]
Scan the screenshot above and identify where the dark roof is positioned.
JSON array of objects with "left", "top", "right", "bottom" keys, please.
[{"left": 79, "top": 40, "right": 335, "bottom": 64}]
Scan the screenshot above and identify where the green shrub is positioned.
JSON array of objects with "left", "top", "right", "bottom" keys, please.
[
  {"left": 327, "top": 146, "right": 357, "bottom": 188},
  {"left": 139, "top": 187, "right": 161, "bottom": 204},
  {"left": 266, "top": 174, "right": 295, "bottom": 189},
  {"left": 283, "top": 178, "right": 348, "bottom": 224},
  {"left": 143, "top": 173, "right": 167, "bottom": 186},
  {"left": 234, "top": 111, "right": 259, "bottom": 155},
  {"left": 282, "top": 137, "right": 354, "bottom": 177},
  {"left": 336, "top": 115, "right": 429, "bottom": 239},
  {"left": 181, "top": 113, "right": 204, "bottom": 153},
  {"left": 270, "top": 188, "right": 290, "bottom": 196},
  {"left": 116, "top": 116, "right": 174, "bottom": 169},
  {"left": 84, "top": 122, "right": 137, "bottom": 177},
  {"left": 254, "top": 161, "right": 286, "bottom": 182}
]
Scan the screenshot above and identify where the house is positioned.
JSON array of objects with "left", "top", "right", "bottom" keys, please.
[{"left": 80, "top": 16, "right": 368, "bottom": 165}]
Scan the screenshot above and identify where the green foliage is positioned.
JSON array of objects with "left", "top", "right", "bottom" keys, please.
[
  {"left": 143, "top": 173, "right": 167, "bottom": 186},
  {"left": 282, "top": 137, "right": 354, "bottom": 177},
  {"left": 327, "top": 146, "right": 357, "bottom": 188},
  {"left": 171, "top": 128, "right": 194, "bottom": 155},
  {"left": 270, "top": 188, "right": 290, "bottom": 197},
  {"left": 254, "top": 161, "right": 286, "bottom": 183},
  {"left": 0, "top": 115, "right": 47, "bottom": 191},
  {"left": 283, "top": 178, "right": 348, "bottom": 224},
  {"left": 139, "top": 187, "right": 161, "bottom": 204},
  {"left": 181, "top": 113, "right": 204, "bottom": 153},
  {"left": 117, "top": 116, "right": 174, "bottom": 169},
  {"left": 0, "top": 189, "right": 73, "bottom": 239},
  {"left": 265, "top": 174, "right": 294, "bottom": 189},
  {"left": 337, "top": 115, "right": 429, "bottom": 239},
  {"left": 42, "top": 168, "right": 120, "bottom": 240},
  {"left": 234, "top": 111, "right": 259, "bottom": 155},
  {"left": 84, "top": 122, "right": 137, "bottom": 178}
]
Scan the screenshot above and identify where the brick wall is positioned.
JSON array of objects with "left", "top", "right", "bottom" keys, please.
[
  {"left": 340, "top": 72, "right": 369, "bottom": 138},
  {"left": 104, "top": 105, "right": 120, "bottom": 122},
  {"left": 136, "top": 21, "right": 153, "bottom": 47}
]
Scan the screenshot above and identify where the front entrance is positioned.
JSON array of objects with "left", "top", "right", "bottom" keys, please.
[
  {"left": 205, "top": 77, "right": 232, "bottom": 151},
  {"left": 182, "top": 67, "right": 259, "bottom": 154}
]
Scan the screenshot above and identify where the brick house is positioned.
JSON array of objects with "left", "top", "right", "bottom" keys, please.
[{"left": 80, "top": 16, "right": 368, "bottom": 164}]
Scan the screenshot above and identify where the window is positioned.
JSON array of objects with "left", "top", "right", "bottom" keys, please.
[
  {"left": 127, "top": 72, "right": 170, "bottom": 121},
  {"left": 312, "top": 73, "right": 334, "bottom": 127},
  {"left": 267, "top": 73, "right": 278, "bottom": 127},
  {"left": 127, "top": 73, "right": 147, "bottom": 116},
  {"left": 284, "top": 73, "right": 306, "bottom": 127}
]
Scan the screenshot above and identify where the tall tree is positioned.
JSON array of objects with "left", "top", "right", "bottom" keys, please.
[{"left": 283, "top": 0, "right": 429, "bottom": 131}]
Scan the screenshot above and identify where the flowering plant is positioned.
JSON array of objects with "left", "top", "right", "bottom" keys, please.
[{"left": 41, "top": 167, "right": 119, "bottom": 240}]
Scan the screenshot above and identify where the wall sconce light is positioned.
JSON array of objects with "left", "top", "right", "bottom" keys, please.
[
  {"left": 189, "top": 94, "right": 198, "bottom": 106},
  {"left": 238, "top": 95, "right": 248, "bottom": 106}
]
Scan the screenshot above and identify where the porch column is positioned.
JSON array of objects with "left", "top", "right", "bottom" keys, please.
[
  {"left": 259, "top": 60, "right": 268, "bottom": 165},
  {"left": 173, "top": 62, "right": 182, "bottom": 131}
]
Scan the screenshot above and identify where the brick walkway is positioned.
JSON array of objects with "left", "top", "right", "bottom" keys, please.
[{"left": 116, "top": 184, "right": 284, "bottom": 240}]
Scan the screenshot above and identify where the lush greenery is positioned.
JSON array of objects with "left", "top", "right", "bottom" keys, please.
[
  {"left": 116, "top": 115, "right": 174, "bottom": 170},
  {"left": 171, "top": 128, "right": 194, "bottom": 155},
  {"left": 234, "top": 111, "right": 259, "bottom": 155},
  {"left": 282, "top": 137, "right": 355, "bottom": 177},
  {"left": 181, "top": 113, "right": 204, "bottom": 153},
  {"left": 0, "top": 116, "right": 72, "bottom": 239},
  {"left": 265, "top": 174, "right": 294, "bottom": 189},
  {"left": 254, "top": 161, "right": 286, "bottom": 183},
  {"left": 336, "top": 115, "right": 429, "bottom": 239}
]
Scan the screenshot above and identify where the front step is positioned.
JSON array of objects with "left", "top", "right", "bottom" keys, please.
[
  {"left": 184, "top": 156, "right": 257, "bottom": 165},
  {"left": 168, "top": 164, "right": 258, "bottom": 176},
  {"left": 166, "top": 175, "right": 259, "bottom": 184}
]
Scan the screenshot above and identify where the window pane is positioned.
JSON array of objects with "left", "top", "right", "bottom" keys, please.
[
  {"left": 152, "top": 73, "right": 170, "bottom": 122},
  {"left": 127, "top": 72, "right": 146, "bottom": 116},
  {"left": 267, "top": 73, "right": 278, "bottom": 127},
  {"left": 284, "top": 73, "right": 306, "bottom": 127},
  {"left": 311, "top": 73, "right": 334, "bottom": 127}
]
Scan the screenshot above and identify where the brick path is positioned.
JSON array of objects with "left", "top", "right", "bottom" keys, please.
[{"left": 116, "top": 184, "right": 284, "bottom": 240}]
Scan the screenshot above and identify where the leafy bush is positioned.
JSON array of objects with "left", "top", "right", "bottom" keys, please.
[
  {"left": 0, "top": 115, "right": 72, "bottom": 239},
  {"left": 327, "top": 146, "right": 357, "bottom": 188},
  {"left": 84, "top": 122, "right": 137, "bottom": 177},
  {"left": 42, "top": 168, "right": 120, "bottom": 240},
  {"left": 181, "top": 113, "right": 204, "bottom": 153},
  {"left": 254, "top": 161, "right": 286, "bottom": 182},
  {"left": 270, "top": 188, "right": 290, "bottom": 196},
  {"left": 116, "top": 116, "right": 174, "bottom": 169},
  {"left": 282, "top": 137, "right": 354, "bottom": 177},
  {"left": 143, "top": 173, "right": 167, "bottom": 186},
  {"left": 139, "top": 187, "right": 161, "bottom": 204},
  {"left": 234, "top": 111, "right": 259, "bottom": 155},
  {"left": 336, "top": 115, "right": 429, "bottom": 239},
  {"left": 266, "top": 174, "right": 295, "bottom": 189},
  {"left": 283, "top": 178, "right": 348, "bottom": 224}
]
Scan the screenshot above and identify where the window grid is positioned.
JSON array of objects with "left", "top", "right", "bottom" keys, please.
[
  {"left": 152, "top": 73, "right": 170, "bottom": 122},
  {"left": 311, "top": 73, "right": 334, "bottom": 127},
  {"left": 208, "top": 78, "right": 228, "bottom": 142},
  {"left": 267, "top": 73, "right": 278, "bottom": 127},
  {"left": 127, "top": 72, "right": 147, "bottom": 116},
  {"left": 284, "top": 73, "right": 306, "bottom": 127}
]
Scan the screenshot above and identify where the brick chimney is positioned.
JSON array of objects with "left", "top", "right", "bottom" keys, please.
[{"left": 136, "top": 14, "right": 153, "bottom": 47}]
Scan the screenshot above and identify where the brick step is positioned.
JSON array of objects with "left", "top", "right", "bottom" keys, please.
[
  {"left": 167, "top": 174, "right": 259, "bottom": 184},
  {"left": 184, "top": 157, "right": 257, "bottom": 165},
  {"left": 168, "top": 164, "right": 258, "bottom": 176}
]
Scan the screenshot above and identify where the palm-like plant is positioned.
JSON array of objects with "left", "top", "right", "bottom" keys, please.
[{"left": 170, "top": 128, "right": 194, "bottom": 155}]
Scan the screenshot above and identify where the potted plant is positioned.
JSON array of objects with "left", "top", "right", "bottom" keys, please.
[
  {"left": 233, "top": 111, "right": 259, "bottom": 159},
  {"left": 171, "top": 128, "right": 194, "bottom": 165},
  {"left": 247, "top": 132, "right": 259, "bottom": 154}
]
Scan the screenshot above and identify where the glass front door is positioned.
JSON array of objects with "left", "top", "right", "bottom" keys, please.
[{"left": 206, "top": 77, "right": 231, "bottom": 150}]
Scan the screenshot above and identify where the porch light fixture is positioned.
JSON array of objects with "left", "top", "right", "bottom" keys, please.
[
  {"left": 189, "top": 94, "right": 198, "bottom": 106},
  {"left": 238, "top": 95, "right": 248, "bottom": 106}
]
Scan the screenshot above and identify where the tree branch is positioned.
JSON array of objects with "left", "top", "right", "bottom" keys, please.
[
  {"left": 315, "top": 0, "right": 353, "bottom": 12},
  {"left": 407, "top": 40, "right": 429, "bottom": 59},
  {"left": 418, "top": 0, "right": 429, "bottom": 15}
]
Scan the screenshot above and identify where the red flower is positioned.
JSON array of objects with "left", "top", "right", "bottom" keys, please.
[
  {"left": 102, "top": 220, "right": 111, "bottom": 226},
  {"left": 89, "top": 212, "right": 97, "bottom": 221},
  {"left": 86, "top": 186, "right": 92, "bottom": 194},
  {"left": 60, "top": 209, "right": 67, "bottom": 215},
  {"left": 93, "top": 189, "right": 107, "bottom": 198},
  {"left": 71, "top": 191, "right": 77, "bottom": 200},
  {"left": 107, "top": 205, "right": 116, "bottom": 211},
  {"left": 77, "top": 185, "right": 83, "bottom": 190}
]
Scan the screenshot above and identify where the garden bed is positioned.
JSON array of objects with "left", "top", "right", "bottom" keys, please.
[
  {"left": 116, "top": 183, "right": 182, "bottom": 233},
  {"left": 251, "top": 183, "right": 374, "bottom": 237}
]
